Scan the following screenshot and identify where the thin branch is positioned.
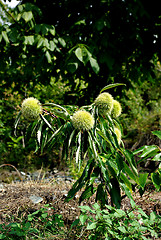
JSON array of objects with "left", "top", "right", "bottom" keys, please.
[{"left": 0, "top": 163, "right": 23, "bottom": 181}]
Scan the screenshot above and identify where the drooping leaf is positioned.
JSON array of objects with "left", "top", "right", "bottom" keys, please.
[
  {"left": 123, "top": 162, "right": 138, "bottom": 184},
  {"left": 121, "top": 149, "right": 138, "bottom": 176},
  {"left": 65, "top": 161, "right": 92, "bottom": 202},
  {"left": 76, "top": 131, "right": 81, "bottom": 165},
  {"left": 96, "top": 183, "right": 108, "bottom": 206},
  {"left": 110, "top": 178, "right": 121, "bottom": 208},
  {"left": 37, "top": 121, "right": 43, "bottom": 145},
  {"left": 120, "top": 172, "right": 132, "bottom": 192},
  {"left": 14, "top": 111, "right": 22, "bottom": 136},
  {"left": 49, "top": 26, "right": 55, "bottom": 36},
  {"left": 79, "top": 184, "right": 95, "bottom": 203},
  {"left": 39, "top": 114, "right": 55, "bottom": 132}
]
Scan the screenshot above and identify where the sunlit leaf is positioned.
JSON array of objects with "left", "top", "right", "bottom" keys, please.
[
  {"left": 89, "top": 57, "right": 100, "bottom": 74},
  {"left": 22, "top": 11, "right": 33, "bottom": 22},
  {"left": 45, "top": 51, "right": 52, "bottom": 63},
  {"left": 2, "top": 31, "right": 9, "bottom": 43},
  {"left": 75, "top": 47, "right": 83, "bottom": 62},
  {"left": 152, "top": 130, "right": 161, "bottom": 140},
  {"left": 40, "top": 114, "right": 55, "bottom": 132},
  {"left": 100, "top": 83, "right": 126, "bottom": 93}
]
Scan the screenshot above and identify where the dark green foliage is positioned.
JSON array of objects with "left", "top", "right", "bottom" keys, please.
[
  {"left": 76, "top": 203, "right": 161, "bottom": 239},
  {"left": 0, "top": 205, "right": 65, "bottom": 239},
  {"left": 1, "top": 0, "right": 161, "bottom": 103}
]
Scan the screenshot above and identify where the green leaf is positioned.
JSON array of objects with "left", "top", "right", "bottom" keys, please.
[
  {"left": 96, "top": 183, "right": 108, "bottom": 206},
  {"left": 45, "top": 51, "right": 52, "bottom": 63},
  {"left": 133, "top": 146, "right": 145, "bottom": 155},
  {"left": 118, "top": 226, "right": 127, "bottom": 233},
  {"left": 152, "top": 152, "right": 161, "bottom": 161},
  {"left": 37, "top": 37, "right": 44, "bottom": 48},
  {"left": 139, "top": 145, "right": 159, "bottom": 158},
  {"left": 110, "top": 178, "right": 121, "bottom": 208},
  {"left": 121, "top": 149, "right": 138, "bottom": 176},
  {"left": 14, "top": 111, "right": 22, "bottom": 136},
  {"left": 120, "top": 172, "right": 132, "bottom": 191},
  {"left": 123, "top": 162, "right": 138, "bottom": 183},
  {"left": 151, "top": 171, "right": 161, "bottom": 191},
  {"left": 49, "top": 40, "right": 56, "bottom": 51},
  {"left": 65, "top": 161, "right": 92, "bottom": 202},
  {"left": 75, "top": 47, "right": 83, "bottom": 62},
  {"left": 89, "top": 57, "right": 100, "bottom": 74},
  {"left": 50, "top": 26, "right": 56, "bottom": 36},
  {"left": 100, "top": 83, "right": 126, "bottom": 93},
  {"left": 43, "top": 103, "right": 69, "bottom": 116},
  {"left": 2, "top": 31, "right": 9, "bottom": 43},
  {"left": 79, "top": 184, "right": 95, "bottom": 203},
  {"left": 139, "top": 173, "right": 148, "bottom": 189},
  {"left": 76, "top": 132, "right": 81, "bottom": 165},
  {"left": 87, "top": 222, "right": 97, "bottom": 230},
  {"left": 68, "top": 129, "right": 76, "bottom": 148},
  {"left": 24, "top": 35, "right": 34, "bottom": 45},
  {"left": 39, "top": 114, "right": 55, "bottom": 132},
  {"left": 79, "top": 214, "right": 88, "bottom": 225},
  {"left": 96, "top": 128, "right": 112, "bottom": 147},
  {"left": 22, "top": 11, "right": 33, "bottom": 22},
  {"left": 152, "top": 130, "right": 161, "bottom": 140},
  {"left": 79, "top": 205, "right": 92, "bottom": 212},
  {"left": 58, "top": 37, "right": 66, "bottom": 47}
]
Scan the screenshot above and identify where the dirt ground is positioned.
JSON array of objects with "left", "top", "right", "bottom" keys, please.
[{"left": 0, "top": 178, "right": 161, "bottom": 226}]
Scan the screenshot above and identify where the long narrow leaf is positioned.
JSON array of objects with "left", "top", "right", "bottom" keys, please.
[
  {"left": 100, "top": 83, "right": 126, "bottom": 93},
  {"left": 14, "top": 111, "right": 22, "bottom": 136},
  {"left": 68, "top": 129, "right": 76, "bottom": 148},
  {"left": 76, "top": 131, "right": 81, "bottom": 165},
  {"left": 65, "top": 160, "right": 93, "bottom": 202},
  {"left": 123, "top": 162, "right": 138, "bottom": 184},
  {"left": 96, "top": 128, "right": 112, "bottom": 148},
  {"left": 40, "top": 114, "right": 55, "bottom": 132},
  {"left": 43, "top": 103, "right": 69, "bottom": 116},
  {"left": 37, "top": 121, "right": 43, "bottom": 145},
  {"left": 121, "top": 149, "right": 138, "bottom": 176},
  {"left": 47, "top": 125, "right": 63, "bottom": 144},
  {"left": 120, "top": 172, "right": 132, "bottom": 192}
]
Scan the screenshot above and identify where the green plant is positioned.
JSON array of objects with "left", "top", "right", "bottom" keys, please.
[
  {"left": 15, "top": 84, "right": 143, "bottom": 208},
  {"left": 0, "top": 205, "right": 65, "bottom": 239},
  {"left": 133, "top": 130, "right": 161, "bottom": 193},
  {"left": 73, "top": 203, "right": 161, "bottom": 240},
  {"left": 15, "top": 84, "right": 147, "bottom": 208}
]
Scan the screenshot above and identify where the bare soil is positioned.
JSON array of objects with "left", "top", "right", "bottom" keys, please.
[{"left": 0, "top": 178, "right": 161, "bottom": 226}]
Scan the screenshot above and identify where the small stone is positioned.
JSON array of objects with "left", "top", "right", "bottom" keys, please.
[{"left": 29, "top": 195, "right": 43, "bottom": 204}]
